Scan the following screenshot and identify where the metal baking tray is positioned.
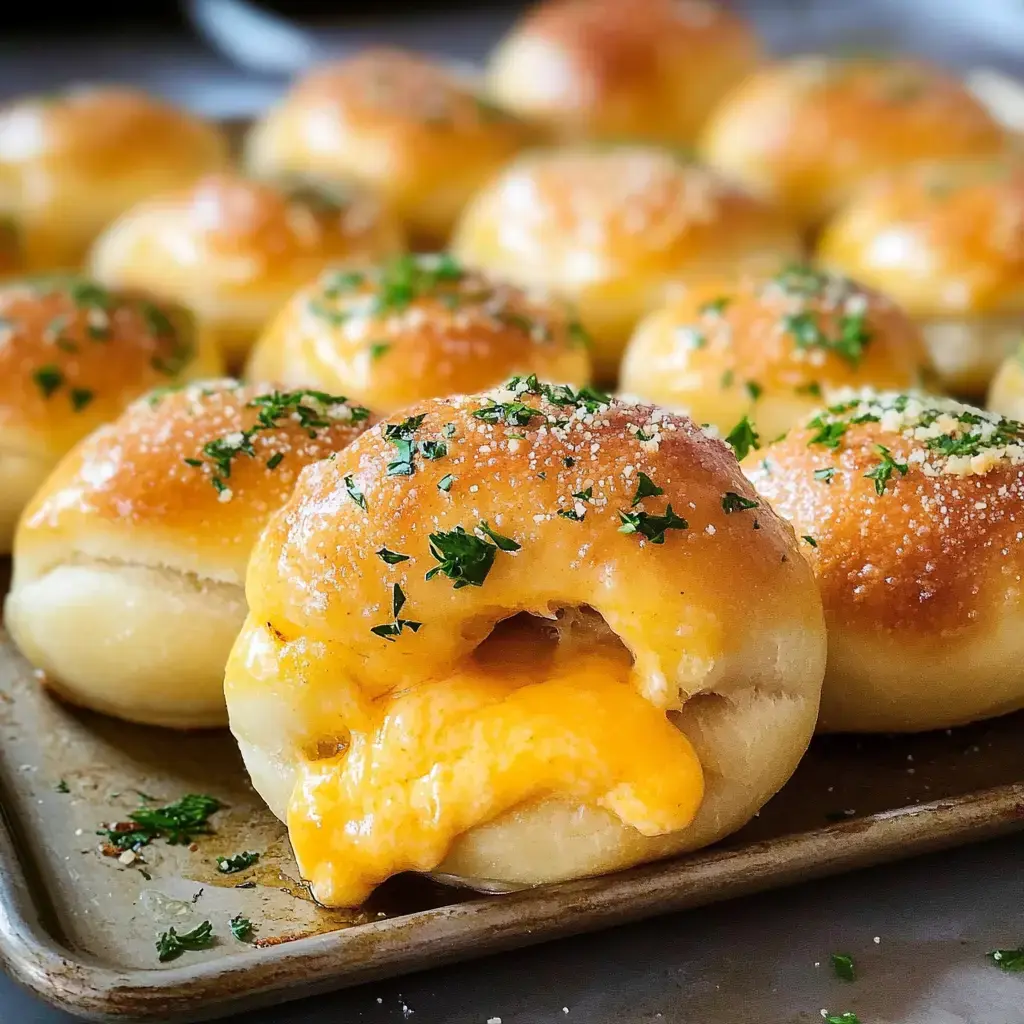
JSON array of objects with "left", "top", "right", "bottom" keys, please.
[{"left": 2, "top": 582, "right": 1023, "bottom": 1022}]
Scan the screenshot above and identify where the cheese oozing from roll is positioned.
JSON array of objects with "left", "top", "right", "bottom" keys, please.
[{"left": 226, "top": 378, "right": 826, "bottom": 905}]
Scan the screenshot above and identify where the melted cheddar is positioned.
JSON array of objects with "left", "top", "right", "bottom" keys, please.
[{"left": 287, "top": 624, "right": 704, "bottom": 905}]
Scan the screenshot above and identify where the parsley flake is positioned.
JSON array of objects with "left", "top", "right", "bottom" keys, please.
[
  {"left": 822, "top": 1014, "right": 861, "bottom": 1024},
  {"left": 437, "top": 474, "right": 454, "bottom": 492},
  {"left": 377, "top": 547, "right": 410, "bottom": 564},
  {"left": 216, "top": 851, "right": 260, "bottom": 874},
  {"left": 33, "top": 365, "right": 64, "bottom": 398},
  {"left": 631, "top": 472, "right": 664, "bottom": 506},
  {"left": 618, "top": 506, "right": 688, "bottom": 545},
  {"left": 814, "top": 467, "right": 836, "bottom": 483},
  {"left": 70, "top": 387, "right": 94, "bottom": 411},
  {"left": 371, "top": 583, "right": 422, "bottom": 641},
  {"left": 344, "top": 474, "right": 366, "bottom": 510},
  {"left": 988, "top": 946, "right": 1024, "bottom": 971},
  {"left": 425, "top": 522, "right": 518, "bottom": 588},
  {"left": 156, "top": 921, "right": 214, "bottom": 962},
  {"left": 98, "top": 794, "right": 220, "bottom": 852},
  {"left": 864, "top": 444, "right": 908, "bottom": 496},
  {"left": 802, "top": 535, "right": 818, "bottom": 547},
  {"left": 724, "top": 416, "right": 761, "bottom": 460},
  {"left": 722, "top": 491, "right": 758, "bottom": 513},
  {"left": 831, "top": 953, "right": 856, "bottom": 981},
  {"left": 230, "top": 915, "right": 253, "bottom": 942}
]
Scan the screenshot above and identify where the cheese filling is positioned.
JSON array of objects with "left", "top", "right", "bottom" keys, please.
[{"left": 287, "top": 619, "right": 705, "bottom": 906}]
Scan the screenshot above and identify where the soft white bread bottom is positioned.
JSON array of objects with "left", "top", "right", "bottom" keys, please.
[
  {"left": 0, "top": 450, "right": 51, "bottom": 554},
  {"left": 920, "top": 315, "right": 1022, "bottom": 396},
  {"left": 819, "top": 612, "right": 1024, "bottom": 734},
  {"left": 5, "top": 559, "right": 245, "bottom": 728}
]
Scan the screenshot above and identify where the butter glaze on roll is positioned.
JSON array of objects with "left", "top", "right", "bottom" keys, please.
[
  {"left": 0, "top": 86, "right": 228, "bottom": 271},
  {"left": 818, "top": 159, "right": 1024, "bottom": 395},
  {"left": 246, "top": 253, "right": 592, "bottom": 412},
  {"left": 244, "top": 49, "right": 538, "bottom": 246},
  {"left": 621, "top": 264, "right": 932, "bottom": 439},
  {"left": 0, "top": 276, "right": 221, "bottom": 553},
  {"left": 700, "top": 57, "right": 1006, "bottom": 230},
  {"left": 745, "top": 389, "right": 1024, "bottom": 733},
  {"left": 6, "top": 382, "right": 373, "bottom": 729},
  {"left": 452, "top": 146, "right": 802, "bottom": 378},
  {"left": 486, "top": 0, "right": 761, "bottom": 145},
  {"left": 90, "top": 173, "right": 405, "bottom": 365},
  {"left": 225, "top": 377, "right": 826, "bottom": 905}
]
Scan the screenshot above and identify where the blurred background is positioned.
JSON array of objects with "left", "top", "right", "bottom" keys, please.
[{"left": 2, "top": 1, "right": 1024, "bottom": 118}]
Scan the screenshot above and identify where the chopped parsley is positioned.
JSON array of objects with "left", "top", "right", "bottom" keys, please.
[
  {"left": 631, "top": 472, "right": 664, "bottom": 506},
  {"left": 864, "top": 444, "right": 908, "bottom": 495},
  {"left": 807, "top": 416, "right": 848, "bottom": 449},
  {"left": 796, "top": 381, "right": 823, "bottom": 398},
  {"left": 814, "top": 467, "right": 836, "bottom": 483},
  {"left": 724, "top": 416, "right": 761, "bottom": 460},
  {"left": 782, "top": 308, "right": 871, "bottom": 367},
  {"left": 720, "top": 369, "right": 735, "bottom": 389},
  {"left": 69, "top": 387, "right": 94, "bottom": 411},
  {"left": 426, "top": 521, "right": 519, "bottom": 588},
  {"left": 699, "top": 296, "right": 732, "bottom": 317},
  {"left": 230, "top": 915, "right": 253, "bottom": 942},
  {"left": 344, "top": 474, "right": 367, "bottom": 510},
  {"left": 377, "top": 546, "right": 410, "bottom": 564},
  {"left": 822, "top": 1014, "right": 860, "bottom": 1024},
  {"left": 472, "top": 400, "right": 540, "bottom": 427},
  {"left": 55, "top": 779, "right": 70, "bottom": 794},
  {"left": 266, "top": 451, "right": 284, "bottom": 470},
  {"left": 369, "top": 341, "right": 391, "bottom": 360},
  {"left": 216, "top": 851, "right": 260, "bottom": 874},
  {"left": 156, "top": 921, "right": 214, "bottom": 962},
  {"left": 802, "top": 535, "right": 818, "bottom": 547},
  {"left": 988, "top": 946, "right": 1024, "bottom": 971},
  {"left": 33, "top": 365, "right": 64, "bottom": 398},
  {"left": 437, "top": 473, "right": 454, "bottom": 492},
  {"left": 745, "top": 380, "right": 763, "bottom": 401},
  {"left": 383, "top": 413, "right": 446, "bottom": 475},
  {"left": 772, "top": 263, "right": 831, "bottom": 298},
  {"left": 98, "top": 794, "right": 220, "bottom": 852},
  {"left": 371, "top": 583, "right": 422, "bottom": 641},
  {"left": 721, "top": 491, "right": 758, "bottom": 513},
  {"left": 618, "top": 506, "right": 688, "bottom": 545},
  {"left": 831, "top": 953, "right": 856, "bottom": 981}
]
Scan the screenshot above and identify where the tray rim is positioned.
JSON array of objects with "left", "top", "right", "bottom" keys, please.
[{"left": 2, "top": 781, "right": 1023, "bottom": 1023}]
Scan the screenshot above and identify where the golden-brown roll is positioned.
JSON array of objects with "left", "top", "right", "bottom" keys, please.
[
  {"left": 744, "top": 388, "right": 1024, "bottom": 733},
  {"left": 6, "top": 381, "right": 373, "bottom": 729},
  {"left": 89, "top": 172, "right": 405, "bottom": 366},
  {"left": 700, "top": 57, "right": 1007, "bottom": 230},
  {"left": 244, "top": 48, "right": 537, "bottom": 247},
  {"left": 621, "top": 265, "right": 932, "bottom": 439},
  {"left": 452, "top": 146, "right": 802, "bottom": 378},
  {"left": 0, "top": 86, "right": 228, "bottom": 271},
  {"left": 987, "top": 343, "right": 1024, "bottom": 420},
  {"left": 246, "top": 252, "right": 592, "bottom": 411},
  {"left": 818, "top": 158, "right": 1024, "bottom": 395},
  {"left": 0, "top": 276, "right": 221, "bottom": 553},
  {"left": 486, "top": 0, "right": 761, "bottom": 145},
  {"left": 225, "top": 377, "right": 826, "bottom": 905}
]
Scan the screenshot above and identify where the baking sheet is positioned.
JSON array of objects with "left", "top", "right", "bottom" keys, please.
[{"left": 2, "top": 596, "right": 1023, "bottom": 1023}]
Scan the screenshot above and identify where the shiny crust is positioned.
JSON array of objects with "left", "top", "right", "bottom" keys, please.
[
  {"left": 745, "top": 390, "right": 1024, "bottom": 731},
  {"left": 244, "top": 49, "right": 538, "bottom": 245},
  {"left": 246, "top": 254, "right": 593, "bottom": 411},
  {"left": 818, "top": 159, "right": 1024, "bottom": 317},
  {"left": 452, "top": 146, "right": 802, "bottom": 377},
  {"left": 89, "top": 173, "right": 405, "bottom": 363},
  {"left": 486, "top": 0, "right": 761, "bottom": 143},
  {"left": 226, "top": 382, "right": 826, "bottom": 895},
  {"left": 7, "top": 381, "right": 374, "bottom": 728},
  {"left": 621, "top": 267, "right": 931, "bottom": 439},
  {"left": 0, "top": 86, "right": 228, "bottom": 269},
  {"left": 700, "top": 57, "right": 1007, "bottom": 228},
  {"left": 0, "top": 277, "right": 221, "bottom": 461}
]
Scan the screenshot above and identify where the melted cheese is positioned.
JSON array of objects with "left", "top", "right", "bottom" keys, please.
[{"left": 287, "top": 625, "right": 704, "bottom": 906}]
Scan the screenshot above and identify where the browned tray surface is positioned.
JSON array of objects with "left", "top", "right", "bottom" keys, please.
[{"left": 2, "top": 618, "right": 1024, "bottom": 1024}]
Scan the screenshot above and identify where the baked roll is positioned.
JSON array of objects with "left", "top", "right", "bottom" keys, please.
[
  {"left": 0, "top": 276, "right": 221, "bottom": 553},
  {"left": 246, "top": 253, "right": 592, "bottom": 411},
  {"left": 0, "top": 214, "right": 24, "bottom": 278},
  {"left": 6, "top": 381, "right": 373, "bottom": 729},
  {"left": 89, "top": 172, "right": 405, "bottom": 366},
  {"left": 0, "top": 86, "right": 228, "bottom": 271},
  {"left": 987, "top": 344, "right": 1024, "bottom": 421},
  {"left": 745, "top": 389, "right": 1024, "bottom": 733},
  {"left": 225, "top": 377, "right": 826, "bottom": 905},
  {"left": 621, "top": 265, "right": 932, "bottom": 440},
  {"left": 244, "top": 49, "right": 537, "bottom": 247},
  {"left": 486, "top": 0, "right": 761, "bottom": 145},
  {"left": 818, "top": 159, "right": 1024, "bottom": 395},
  {"left": 452, "top": 146, "right": 802, "bottom": 379},
  {"left": 700, "top": 57, "right": 1006, "bottom": 230}
]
